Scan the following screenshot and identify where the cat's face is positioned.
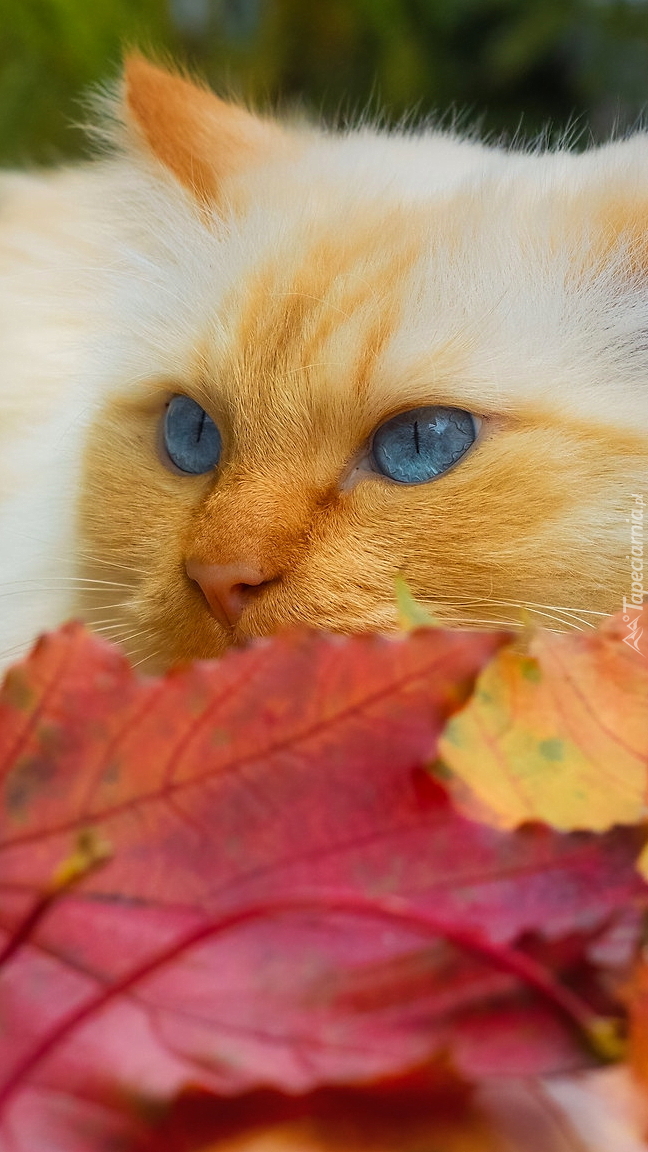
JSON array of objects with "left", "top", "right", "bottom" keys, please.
[{"left": 78, "top": 59, "right": 648, "bottom": 668}]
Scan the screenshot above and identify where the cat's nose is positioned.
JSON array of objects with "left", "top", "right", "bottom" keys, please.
[{"left": 185, "top": 560, "right": 273, "bottom": 628}]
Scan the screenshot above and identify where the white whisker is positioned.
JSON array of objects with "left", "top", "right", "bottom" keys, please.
[
  {"left": 429, "top": 596, "right": 605, "bottom": 617},
  {"left": 417, "top": 595, "right": 604, "bottom": 632},
  {"left": 77, "top": 559, "right": 143, "bottom": 575},
  {"left": 81, "top": 615, "right": 133, "bottom": 628},
  {"left": 516, "top": 600, "right": 607, "bottom": 617},
  {"left": 0, "top": 577, "right": 134, "bottom": 590},
  {"left": 130, "top": 649, "right": 161, "bottom": 669},
  {"left": 492, "top": 604, "right": 591, "bottom": 631},
  {"left": 439, "top": 615, "right": 525, "bottom": 630},
  {"left": 90, "top": 624, "right": 153, "bottom": 644},
  {"left": 81, "top": 605, "right": 134, "bottom": 617}
]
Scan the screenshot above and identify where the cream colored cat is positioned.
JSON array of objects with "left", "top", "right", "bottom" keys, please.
[{"left": 0, "top": 56, "right": 646, "bottom": 670}]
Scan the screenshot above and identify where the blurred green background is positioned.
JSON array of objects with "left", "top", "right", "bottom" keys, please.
[{"left": 2, "top": 0, "right": 648, "bottom": 166}]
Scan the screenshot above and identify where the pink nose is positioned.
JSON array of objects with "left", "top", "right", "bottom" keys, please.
[{"left": 185, "top": 560, "right": 273, "bottom": 628}]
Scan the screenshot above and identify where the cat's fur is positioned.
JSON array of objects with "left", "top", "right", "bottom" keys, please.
[{"left": 0, "top": 56, "right": 646, "bottom": 669}]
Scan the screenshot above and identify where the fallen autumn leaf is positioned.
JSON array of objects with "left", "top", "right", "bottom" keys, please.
[
  {"left": 0, "top": 620, "right": 646, "bottom": 1150},
  {"left": 437, "top": 605, "right": 648, "bottom": 837}
]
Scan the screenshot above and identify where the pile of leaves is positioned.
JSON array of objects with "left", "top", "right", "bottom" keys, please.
[{"left": 0, "top": 604, "right": 647, "bottom": 1151}]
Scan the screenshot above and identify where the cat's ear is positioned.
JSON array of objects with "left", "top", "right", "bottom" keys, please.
[{"left": 122, "top": 55, "right": 286, "bottom": 206}]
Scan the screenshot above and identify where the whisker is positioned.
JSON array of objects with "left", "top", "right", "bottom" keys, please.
[
  {"left": 2, "top": 537, "right": 144, "bottom": 578},
  {"left": 78, "top": 602, "right": 133, "bottom": 614},
  {"left": 89, "top": 626, "right": 155, "bottom": 648},
  {"left": 428, "top": 596, "right": 606, "bottom": 617},
  {"left": 81, "top": 615, "right": 134, "bottom": 628},
  {"left": 487, "top": 604, "right": 591, "bottom": 631},
  {"left": 0, "top": 577, "right": 134, "bottom": 590},
  {"left": 130, "top": 649, "right": 161, "bottom": 669},
  {"left": 481, "top": 600, "right": 601, "bottom": 628},
  {"left": 0, "top": 587, "right": 133, "bottom": 604},
  {"left": 418, "top": 595, "right": 602, "bottom": 631},
  {"left": 75, "top": 558, "right": 143, "bottom": 576},
  {"left": 515, "top": 600, "right": 607, "bottom": 617},
  {"left": 438, "top": 615, "right": 526, "bottom": 630},
  {"left": 90, "top": 620, "right": 152, "bottom": 636},
  {"left": 445, "top": 616, "right": 569, "bottom": 633}
]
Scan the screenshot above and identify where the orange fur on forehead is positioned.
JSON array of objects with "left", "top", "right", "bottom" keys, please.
[
  {"left": 123, "top": 55, "right": 287, "bottom": 204},
  {"left": 227, "top": 221, "right": 421, "bottom": 425}
]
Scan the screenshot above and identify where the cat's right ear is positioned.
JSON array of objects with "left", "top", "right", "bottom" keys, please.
[{"left": 121, "top": 55, "right": 289, "bottom": 208}]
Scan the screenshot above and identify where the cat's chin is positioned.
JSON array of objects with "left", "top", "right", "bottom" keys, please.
[{"left": 109, "top": 599, "right": 403, "bottom": 673}]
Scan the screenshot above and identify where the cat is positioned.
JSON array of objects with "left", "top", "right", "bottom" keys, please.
[{"left": 0, "top": 55, "right": 646, "bottom": 672}]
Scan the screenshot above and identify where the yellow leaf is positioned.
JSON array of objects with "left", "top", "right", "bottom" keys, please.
[
  {"left": 393, "top": 573, "right": 439, "bottom": 631},
  {"left": 437, "top": 606, "right": 648, "bottom": 835}
]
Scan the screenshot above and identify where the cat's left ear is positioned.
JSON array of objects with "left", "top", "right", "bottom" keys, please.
[{"left": 122, "top": 55, "right": 288, "bottom": 207}]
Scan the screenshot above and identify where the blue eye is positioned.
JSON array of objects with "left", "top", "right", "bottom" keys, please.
[
  {"left": 163, "top": 395, "right": 222, "bottom": 475},
  {"left": 371, "top": 405, "right": 477, "bottom": 485}
]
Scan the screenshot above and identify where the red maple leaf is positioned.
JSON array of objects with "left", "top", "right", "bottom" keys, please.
[{"left": 0, "top": 624, "right": 645, "bottom": 1151}]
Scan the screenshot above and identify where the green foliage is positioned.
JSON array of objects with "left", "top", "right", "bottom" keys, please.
[
  {"left": 0, "top": 0, "right": 176, "bottom": 163},
  {"left": 2, "top": 0, "right": 648, "bottom": 165}
]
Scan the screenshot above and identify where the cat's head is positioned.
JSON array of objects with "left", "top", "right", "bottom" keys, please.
[{"left": 79, "top": 57, "right": 648, "bottom": 667}]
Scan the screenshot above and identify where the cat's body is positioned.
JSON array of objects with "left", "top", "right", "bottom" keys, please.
[{"left": 0, "top": 58, "right": 646, "bottom": 670}]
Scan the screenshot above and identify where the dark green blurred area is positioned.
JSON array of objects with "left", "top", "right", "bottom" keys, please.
[{"left": 3, "top": 0, "right": 648, "bottom": 166}]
